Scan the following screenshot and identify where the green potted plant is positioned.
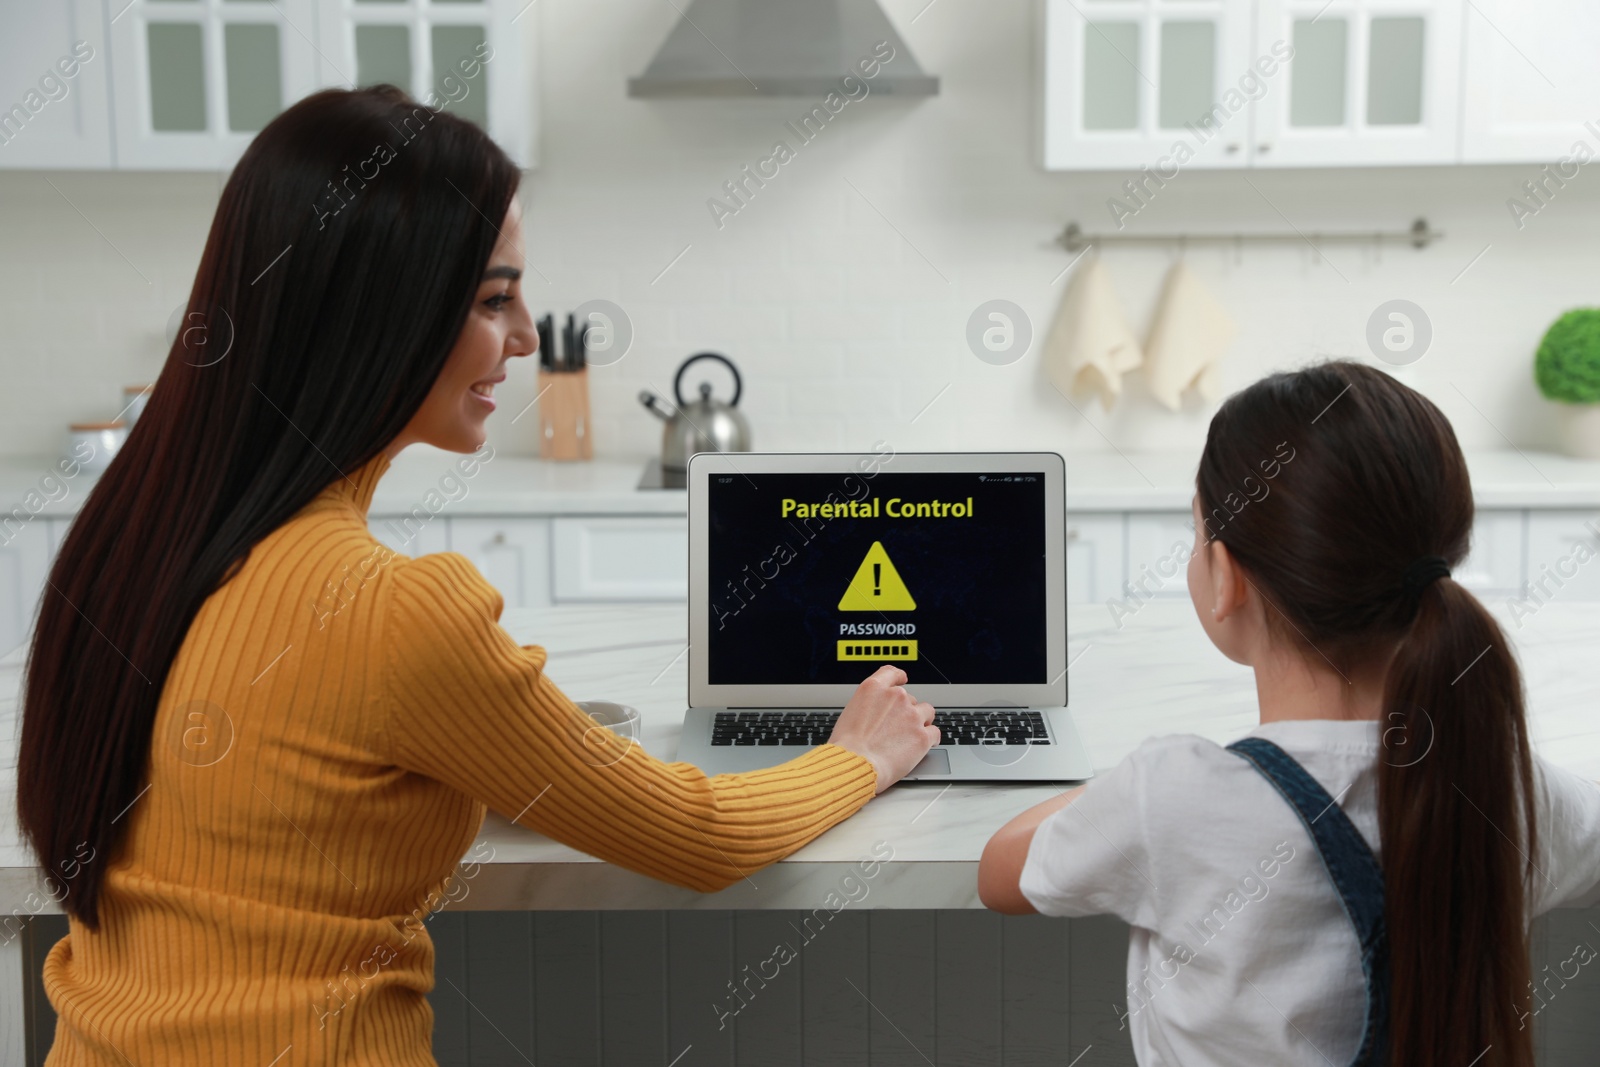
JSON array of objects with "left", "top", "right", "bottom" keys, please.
[{"left": 1534, "top": 308, "right": 1600, "bottom": 458}]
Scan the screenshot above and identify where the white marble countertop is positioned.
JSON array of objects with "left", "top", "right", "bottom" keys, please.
[
  {"left": 9, "top": 447, "right": 1600, "bottom": 519},
  {"left": 3, "top": 599, "right": 1596, "bottom": 911}
]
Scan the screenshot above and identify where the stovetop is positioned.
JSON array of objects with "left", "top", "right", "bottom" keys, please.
[{"left": 636, "top": 460, "right": 686, "bottom": 490}]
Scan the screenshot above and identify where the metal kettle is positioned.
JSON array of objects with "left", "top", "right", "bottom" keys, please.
[{"left": 639, "top": 352, "right": 751, "bottom": 472}]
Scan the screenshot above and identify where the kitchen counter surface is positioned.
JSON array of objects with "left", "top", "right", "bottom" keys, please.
[
  {"left": 8, "top": 447, "right": 1600, "bottom": 519},
  {"left": 0, "top": 447, "right": 688, "bottom": 519},
  {"left": 2, "top": 599, "right": 1596, "bottom": 912}
]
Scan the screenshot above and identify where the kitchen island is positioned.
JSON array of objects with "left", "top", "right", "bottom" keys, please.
[{"left": 3, "top": 598, "right": 1598, "bottom": 1063}]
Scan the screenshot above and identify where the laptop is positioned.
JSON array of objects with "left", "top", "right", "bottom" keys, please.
[{"left": 674, "top": 450, "right": 1094, "bottom": 782}]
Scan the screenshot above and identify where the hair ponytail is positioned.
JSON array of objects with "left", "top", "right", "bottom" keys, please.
[
  {"left": 1197, "top": 361, "right": 1538, "bottom": 1067},
  {"left": 1379, "top": 579, "right": 1537, "bottom": 1067}
]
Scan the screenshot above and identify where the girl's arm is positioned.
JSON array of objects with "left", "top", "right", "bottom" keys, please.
[{"left": 978, "top": 785, "right": 1087, "bottom": 914}]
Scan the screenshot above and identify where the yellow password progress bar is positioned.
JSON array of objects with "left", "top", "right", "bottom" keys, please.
[{"left": 837, "top": 639, "right": 918, "bottom": 662}]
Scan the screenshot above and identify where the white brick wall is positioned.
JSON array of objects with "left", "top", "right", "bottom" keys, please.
[{"left": 1, "top": 0, "right": 1597, "bottom": 463}]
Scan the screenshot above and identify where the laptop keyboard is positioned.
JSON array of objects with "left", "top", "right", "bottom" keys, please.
[{"left": 710, "top": 710, "right": 1052, "bottom": 747}]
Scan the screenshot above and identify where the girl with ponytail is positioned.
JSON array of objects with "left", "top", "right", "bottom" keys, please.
[{"left": 979, "top": 360, "right": 1600, "bottom": 1066}]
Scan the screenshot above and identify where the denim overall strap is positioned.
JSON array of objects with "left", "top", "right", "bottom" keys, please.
[{"left": 1227, "top": 737, "right": 1390, "bottom": 1067}]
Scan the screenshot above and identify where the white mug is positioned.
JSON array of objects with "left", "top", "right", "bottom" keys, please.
[{"left": 574, "top": 699, "right": 640, "bottom": 735}]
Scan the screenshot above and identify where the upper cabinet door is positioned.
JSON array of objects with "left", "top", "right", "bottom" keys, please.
[
  {"left": 1460, "top": 0, "right": 1600, "bottom": 163},
  {"left": 1041, "top": 0, "right": 1257, "bottom": 171},
  {"left": 314, "top": 0, "right": 534, "bottom": 168},
  {"left": 0, "top": 0, "right": 113, "bottom": 168},
  {"left": 109, "top": 0, "right": 323, "bottom": 169},
  {"left": 1252, "top": 0, "right": 1461, "bottom": 166}
]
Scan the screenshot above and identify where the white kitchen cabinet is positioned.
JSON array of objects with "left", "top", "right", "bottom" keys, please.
[
  {"left": 1522, "top": 511, "right": 1600, "bottom": 604},
  {"left": 14, "top": 0, "right": 535, "bottom": 171},
  {"left": 1040, "top": 0, "right": 1465, "bottom": 170},
  {"left": 1457, "top": 509, "right": 1524, "bottom": 595},
  {"left": 452, "top": 517, "right": 552, "bottom": 609},
  {"left": 1041, "top": 0, "right": 1256, "bottom": 170},
  {"left": 551, "top": 517, "right": 686, "bottom": 603},
  {"left": 1066, "top": 513, "right": 1126, "bottom": 604},
  {"left": 0, "top": 0, "right": 113, "bottom": 168},
  {"left": 1123, "top": 511, "right": 1197, "bottom": 599},
  {"left": 1459, "top": 0, "right": 1600, "bottom": 163},
  {"left": 1121, "top": 507, "right": 1523, "bottom": 600},
  {"left": 369, "top": 509, "right": 451, "bottom": 557},
  {"left": 0, "top": 519, "right": 55, "bottom": 660},
  {"left": 1252, "top": 0, "right": 1461, "bottom": 166},
  {"left": 46, "top": 517, "right": 74, "bottom": 556},
  {"left": 315, "top": 0, "right": 535, "bottom": 168},
  {"left": 108, "top": 0, "right": 324, "bottom": 170}
]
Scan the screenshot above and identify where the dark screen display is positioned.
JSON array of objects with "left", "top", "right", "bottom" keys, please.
[{"left": 706, "top": 470, "right": 1048, "bottom": 685}]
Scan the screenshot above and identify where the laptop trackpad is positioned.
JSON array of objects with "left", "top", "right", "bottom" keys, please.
[{"left": 909, "top": 749, "right": 951, "bottom": 776}]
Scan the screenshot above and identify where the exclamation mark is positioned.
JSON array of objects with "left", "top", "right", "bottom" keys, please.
[{"left": 873, "top": 563, "right": 881, "bottom": 596}]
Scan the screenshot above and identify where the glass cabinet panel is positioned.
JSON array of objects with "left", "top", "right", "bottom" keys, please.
[
  {"left": 313, "top": 0, "right": 530, "bottom": 167},
  {"left": 1367, "top": 16, "right": 1424, "bottom": 125},
  {"left": 110, "top": 0, "right": 370, "bottom": 168},
  {"left": 1159, "top": 20, "right": 1215, "bottom": 129},
  {"left": 223, "top": 23, "right": 282, "bottom": 131},
  {"left": 1289, "top": 17, "right": 1347, "bottom": 127},
  {"left": 1083, "top": 22, "right": 1141, "bottom": 130},
  {"left": 432, "top": 24, "right": 489, "bottom": 128},
  {"left": 355, "top": 24, "right": 412, "bottom": 90},
  {"left": 147, "top": 22, "right": 207, "bottom": 132}
]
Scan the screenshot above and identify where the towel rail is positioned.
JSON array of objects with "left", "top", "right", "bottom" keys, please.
[{"left": 1056, "top": 217, "right": 1441, "bottom": 253}]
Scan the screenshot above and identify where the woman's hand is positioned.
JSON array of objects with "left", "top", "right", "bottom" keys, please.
[{"left": 827, "top": 665, "right": 940, "bottom": 795}]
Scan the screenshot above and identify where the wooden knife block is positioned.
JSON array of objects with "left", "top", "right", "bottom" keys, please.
[{"left": 537, "top": 369, "right": 593, "bottom": 460}]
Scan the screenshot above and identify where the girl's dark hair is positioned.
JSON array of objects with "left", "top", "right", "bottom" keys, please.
[
  {"left": 1197, "top": 360, "right": 1537, "bottom": 1067},
  {"left": 18, "top": 86, "right": 521, "bottom": 928}
]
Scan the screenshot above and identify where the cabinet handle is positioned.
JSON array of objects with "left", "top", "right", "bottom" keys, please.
[
  {"left": 491, "top": 531, "right": 506, "bottom": 545},
  {"left": 1258, "top": 142, "right": 1272, "bottom": 153},
  {"left": 1226, "top": 142, "right": 1240, "bottom": 154},
  {"left": 1067, "top": 527, "right": 1080, "bottom": 542}
]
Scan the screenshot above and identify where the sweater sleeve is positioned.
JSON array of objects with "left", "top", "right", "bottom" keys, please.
[{"left": 378, "top": 551, "right": 878, "bottom": 892}]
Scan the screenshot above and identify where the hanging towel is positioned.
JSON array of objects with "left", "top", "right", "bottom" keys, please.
[
  {"left": 1142, "top": 261, "right": 1237, "bottom": 411},
  {"left": 1042, "top": 255, "right": 1144, "bottom": 412}
]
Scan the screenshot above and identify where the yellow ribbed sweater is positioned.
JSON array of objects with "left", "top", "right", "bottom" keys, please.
[{"left": 43, "top": 450, "right": 877, "bottom": 1066}]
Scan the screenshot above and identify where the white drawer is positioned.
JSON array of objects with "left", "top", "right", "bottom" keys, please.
[
  {"left": 1523, "top": 510, "right": 1600, "bottom": 601},
  {"left": 0, "top": 517, "right": 54, "bottom": 659},
  {"left": 1065, "top": 513, "right": 1124, "bottom": 604},
  {"left": 1124, "top": 512, "right": 1197, "bottom": 600},
  {"left": 552, "top": 517, "right": 686, "bottom": 602},
  {"left": 451, "top": 518, "right": 553, "bottom": 610},
  {"left": 1459, "top": 510, "right": 1525, "bottom": 595},
  {"left": 1123, "top": 509, "right": 1524, "bottom": 599},
  {"left": 369, "top": 510, "right": 452, "bottom": 557}
]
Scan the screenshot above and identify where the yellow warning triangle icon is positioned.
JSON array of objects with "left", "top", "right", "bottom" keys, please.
[{"left": 838, "top": 541, "right": 916, "bottom": 611}]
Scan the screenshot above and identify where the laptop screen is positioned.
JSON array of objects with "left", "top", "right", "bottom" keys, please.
[{"left": 705, "top": 470, "right": 1048, "bottom": 686}]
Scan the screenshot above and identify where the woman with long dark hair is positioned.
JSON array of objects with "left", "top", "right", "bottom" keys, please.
[
  {"left": 19, "top": 86, "right": 938, "bottom": 1065},
  {"left": 979, "top": 361, "right": 1600, "bottom": 1066}
]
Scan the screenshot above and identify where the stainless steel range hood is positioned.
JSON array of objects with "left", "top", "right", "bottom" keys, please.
[{"left": 628, "top": 0, "right": 939, "bottom": 98}]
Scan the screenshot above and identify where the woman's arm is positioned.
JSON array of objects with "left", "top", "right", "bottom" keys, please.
[
  {"left": 380, "top": 552, "right": 935, "bottom": 892},
  {"left": 977, "top": 786, "right": 1086, "bottom": 913}
]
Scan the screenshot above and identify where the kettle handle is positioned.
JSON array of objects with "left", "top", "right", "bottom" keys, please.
[
  {"left": 673, "top": 352, "right": 742, "bottom": 409},
  {"left": 638, "top": 390, "right": 676, "bottom": 421}
]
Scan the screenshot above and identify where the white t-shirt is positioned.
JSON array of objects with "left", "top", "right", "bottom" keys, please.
[{"left": 1017, "top": 718, "right": 1600, "bottom": 1067}]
